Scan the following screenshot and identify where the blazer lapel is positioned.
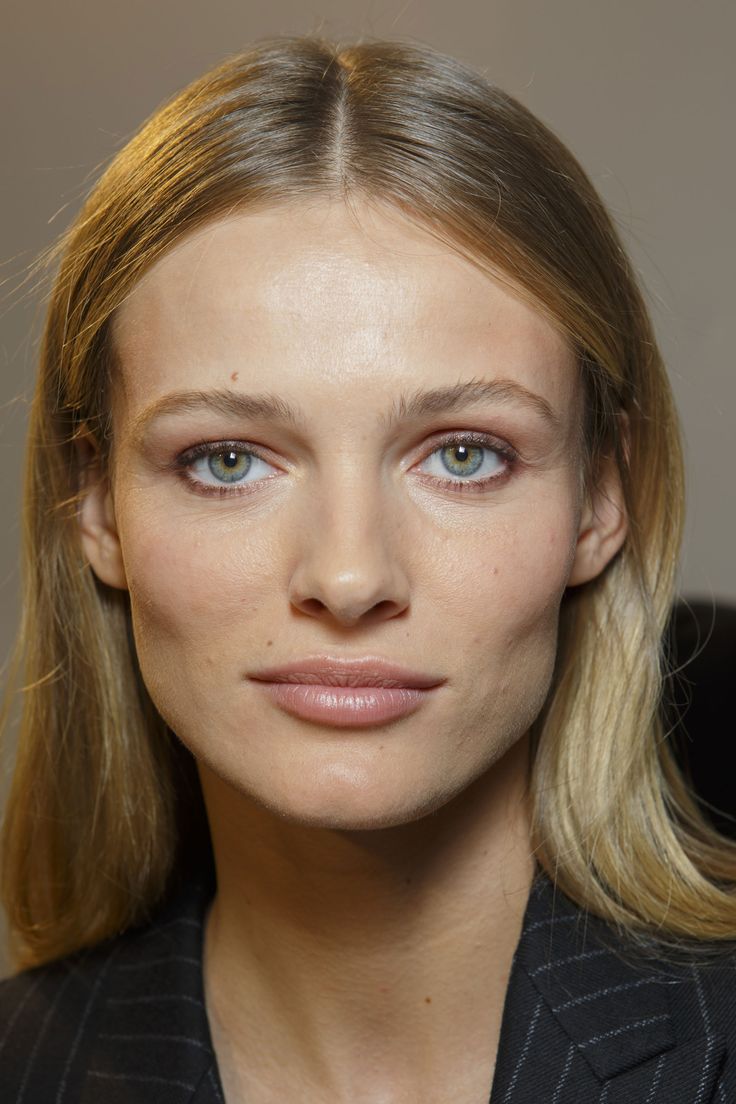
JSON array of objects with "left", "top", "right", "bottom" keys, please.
[
  {"left": 490, "top": 873, "right": 725, "bottom": 1103},
  {"left": 79, "top": 877, "right": 224, "bottom": 1104}
]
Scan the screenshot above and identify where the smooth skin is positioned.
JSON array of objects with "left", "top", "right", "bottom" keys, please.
[{"left": 78, "top": 197, "right": 627, "bottom": 1103}]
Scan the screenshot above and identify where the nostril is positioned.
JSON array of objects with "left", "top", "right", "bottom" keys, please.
[{"left": 297, "top": 598, "right": 328, "bottom": 616}]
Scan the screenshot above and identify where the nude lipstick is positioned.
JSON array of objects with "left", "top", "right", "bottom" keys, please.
[{"left": 248, "top": 657, "right": 445, "bottom": 728}]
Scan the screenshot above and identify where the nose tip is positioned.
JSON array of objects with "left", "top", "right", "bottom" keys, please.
[{"left": 286, "top": 485, "right": 412, "bottom": 627}]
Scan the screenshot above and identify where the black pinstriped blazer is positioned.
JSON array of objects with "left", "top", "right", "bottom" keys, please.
[{"left": 1, "top": 869, "right": 735, "bottom": 1103}]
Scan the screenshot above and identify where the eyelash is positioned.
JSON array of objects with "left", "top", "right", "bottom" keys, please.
[{"left": 173, "top": 431, "right": 518, "bottom": 498}]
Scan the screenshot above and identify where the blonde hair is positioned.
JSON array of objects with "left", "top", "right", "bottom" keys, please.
[{"left": 2, "top": 35, "right": 735, "bottom": 970}]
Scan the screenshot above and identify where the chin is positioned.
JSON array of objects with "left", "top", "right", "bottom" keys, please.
[{"left": 249, "top": 765, "right": 460, "bottom": 832}]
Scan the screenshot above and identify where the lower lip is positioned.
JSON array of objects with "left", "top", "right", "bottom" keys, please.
[{"left": 252, "top": 682, "right": 433, "bottom": 727}]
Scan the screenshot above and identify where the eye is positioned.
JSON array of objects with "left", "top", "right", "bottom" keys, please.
[
  {"left": 417, "top": 432, "right": 515, "bottom": 492},
  {"left": 176, "top": 442, "right": 278, "bottom": 494},
  {"left": 174, "top": 431, "right": 516, "bottom": 498}
]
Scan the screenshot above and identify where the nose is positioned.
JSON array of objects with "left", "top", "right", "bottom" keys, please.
[{"left": 287, "top": 478, "right": 411, "bottom": 628}]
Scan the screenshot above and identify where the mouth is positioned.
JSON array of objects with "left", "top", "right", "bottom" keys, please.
[{"left": 248, "top": 656, "right": 445, "bottom": 728}]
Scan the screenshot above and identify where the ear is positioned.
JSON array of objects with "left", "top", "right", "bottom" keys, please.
[
  {"left": 76, "top": 433, "right": 128, "bottom": 591},
  {"left": 567, "top": 446, "right": 628, "bottom": 588}
]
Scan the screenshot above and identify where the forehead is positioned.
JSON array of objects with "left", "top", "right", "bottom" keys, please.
[{"left": 110, "top": 198, "right": 579, "bottom": 425}]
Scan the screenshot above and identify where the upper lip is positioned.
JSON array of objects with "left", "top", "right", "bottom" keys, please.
[{"left": 248, "top": 656, "right": 446, "bottom": 689}]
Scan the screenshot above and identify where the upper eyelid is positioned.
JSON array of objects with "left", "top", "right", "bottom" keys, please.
[{"left": 178, "top": 428, "right": 515, "bottom": 464}]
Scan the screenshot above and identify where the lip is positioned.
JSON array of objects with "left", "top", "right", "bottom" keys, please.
[
  {"left": 247, "top": 657, "right": 445, "bottom": 728},
  {"left": 248, "top": 656, "right": 445, "bottom": 689}
]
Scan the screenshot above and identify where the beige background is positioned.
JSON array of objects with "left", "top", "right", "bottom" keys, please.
[{"left": 0, "top": 0, "right": 734, "bottom": 973}]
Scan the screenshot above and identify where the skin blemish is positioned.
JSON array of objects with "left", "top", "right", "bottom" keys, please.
[
  {"left": 230, "top": 371, "right": 239, "bottom": 381},
  {"left": 424, "top": 996, "right": 432, "bottom": 1004}
]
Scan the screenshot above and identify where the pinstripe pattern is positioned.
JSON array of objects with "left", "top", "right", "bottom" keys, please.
[
  {"left": 1, "top": 869, "right": 735, "bottom": 1102},
  {"left": 552, "top": 974, "right": 659, "bottom": 1012},
  {"left": 56, "top": 943, "right": 122, "bottom": 1104},
  {"left": 489, "top": 875, "right": 735, "bottom": 1102},
  {"left": 87, "top": 1070, "right": 200, "bottom": 1090},
  {"left": 0, "top": 877, "right": 223, "bottom": 1103},
  {"left": 550, "top": 1042, "right": 576, "bottom": 1103},
  {"left": 0, "top": 973, "right": 43, "bottom": 1056},
  {"left": 16, "top": 966, "right": 79, "bottom": 1103},
  {"left": 645, "top": 1054, "right": 666, "bottom": 1101},
  {"left": 500, "top": 995, "right": 544, "bottom": 1102}
]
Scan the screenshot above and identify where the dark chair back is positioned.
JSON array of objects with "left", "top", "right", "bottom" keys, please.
[{"left": 666, "top": 599, "right": 736, "bottom": 839}]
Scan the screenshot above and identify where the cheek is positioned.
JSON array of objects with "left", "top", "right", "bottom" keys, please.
[
  {"left": 118, "top": 506, "right": 275, "bottom": 668},
  {"left": 453, "top": 503, "right": 579, "bottom": 742},
  {"left": 435, "top": 500, "right": 578, "bottom": 644}
]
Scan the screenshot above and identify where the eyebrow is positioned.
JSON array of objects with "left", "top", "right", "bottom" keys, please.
[{"left": 130, "top": 377, "right": 561, "bottom": 444}]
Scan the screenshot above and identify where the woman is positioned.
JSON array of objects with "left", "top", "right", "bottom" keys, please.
[{"left": 1, "top": 35, "right": 735, "bottom": 1103}]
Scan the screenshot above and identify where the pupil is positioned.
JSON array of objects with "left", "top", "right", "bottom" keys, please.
[{"left": 223, "top": 451, "right": 239, "bottom": 468}]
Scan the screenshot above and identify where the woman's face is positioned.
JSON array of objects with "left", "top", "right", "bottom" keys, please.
[{"left": 86, "top": 197, "right": 622, "bottom": 830}]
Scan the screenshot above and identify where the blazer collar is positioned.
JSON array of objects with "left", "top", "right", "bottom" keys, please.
[
  {"left": 80, "top": 874, "right": 224, "bottom": 1104},
  {"left": 490, "top": 871, "right": 725, "bottom": 1103}
]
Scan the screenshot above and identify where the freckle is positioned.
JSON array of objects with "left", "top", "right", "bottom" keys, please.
[
  {"left": 424, "top": 996, "right": 432, "bottom": 1004},
  {"left": 266, "top": 640, "right": 273, "bottom": 647},
  {"left": 231, "top": 371, "right": 239, "bottom": 381},
  {"left": 378, "top": 985, "right": 390, "bottom": 993}
]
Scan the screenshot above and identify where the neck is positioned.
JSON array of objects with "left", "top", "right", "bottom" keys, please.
[{"left": 200, "top": 736, "right": 534, "bottom": 1103}]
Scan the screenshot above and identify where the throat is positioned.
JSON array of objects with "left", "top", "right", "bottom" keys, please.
[{"left": 199, "top": 735, "right": 534, "bottom": 1102}]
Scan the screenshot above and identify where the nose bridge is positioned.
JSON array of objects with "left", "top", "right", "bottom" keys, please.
[
  {"left": 287, "top": 450, "right": 410, "bottom": 624},
  {"left": 308, "top": 435, "right": 394, "bottom": 543}
]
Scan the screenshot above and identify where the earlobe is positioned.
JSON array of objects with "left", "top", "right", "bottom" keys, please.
[
  {"left": 567, "top": 452, "right": 628, "bottom": 588},
  {"left": 76, "top": 435, "right": 129, "bottom": 591}
]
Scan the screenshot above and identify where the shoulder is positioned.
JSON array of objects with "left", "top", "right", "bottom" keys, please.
[
  {"left": 667, "top": 943, "right": 736, "bottom": 1041},
  {"left": 495, "top": 872, "right": 736, "bottom": 1102},
  {"left": 0, "top": 935, "right": 131, "bottom": 1101},
  {"left": 0, "top": 877, "right": 219, "bottom": 1104}
]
